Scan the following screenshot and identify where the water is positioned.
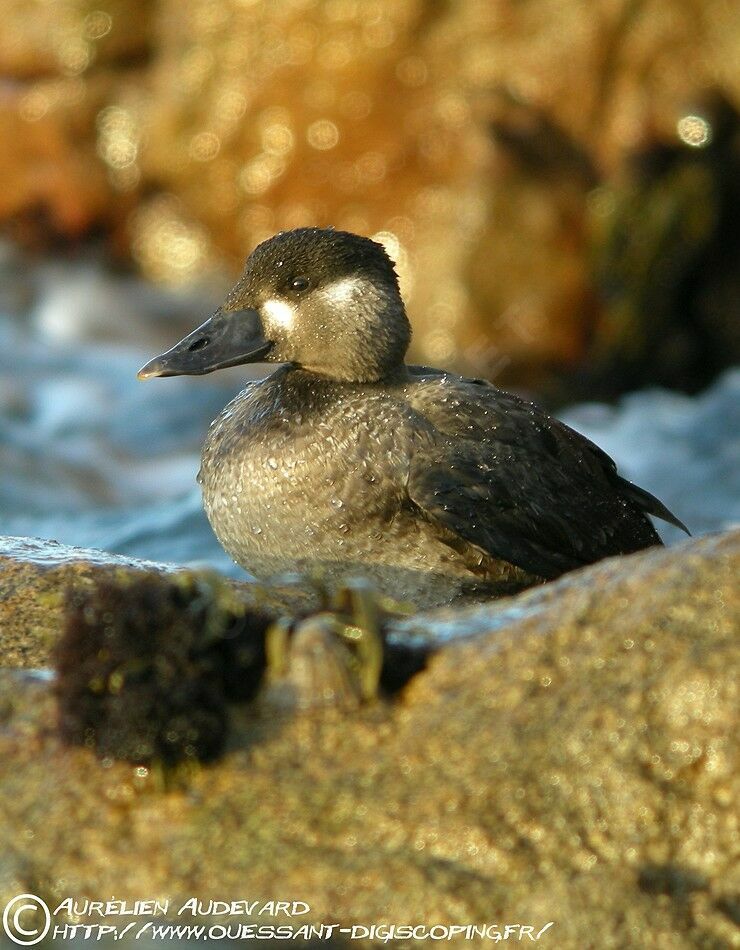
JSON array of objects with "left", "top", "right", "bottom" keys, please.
[
  {"left": 0, "top": 297, "right": 737, "bottom": 577},
  {"left": 0, "top": 312, "right": 244, "bottom": 576},
  {"left": 559, "top": 375, "right": 740, "bottom": 544}
]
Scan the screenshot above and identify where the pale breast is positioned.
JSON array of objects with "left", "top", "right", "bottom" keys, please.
[{"left": 198, "top": 377, "right": 414, "bottom": 575}]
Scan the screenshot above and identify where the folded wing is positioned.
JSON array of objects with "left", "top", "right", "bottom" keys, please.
[{"left": 405, "top": 373, "right": 686, "bottom": 580}]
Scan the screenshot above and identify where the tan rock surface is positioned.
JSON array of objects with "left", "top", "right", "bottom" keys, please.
[
  {"left": 0, "top": 536, "right": 319, "bottom": 669},
  {"left": 0, "top": 530, "right": 737, "bottom": 946}
]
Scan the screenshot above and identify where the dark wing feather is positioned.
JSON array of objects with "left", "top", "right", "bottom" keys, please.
[
  {"left": 405, "top": 373, "right": 677, "bottom": 580},
  {"left": 616, "top": 477, "right": 690, "bottom": 534}
]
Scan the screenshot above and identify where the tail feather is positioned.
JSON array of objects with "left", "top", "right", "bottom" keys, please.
[{"left": 621, "top": 478, "right": 691, "bottom": 535}]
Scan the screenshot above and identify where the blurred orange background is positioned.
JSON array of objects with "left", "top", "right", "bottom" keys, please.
[{"left": 1, "top": 0, "right": 739, "bottom": 397}]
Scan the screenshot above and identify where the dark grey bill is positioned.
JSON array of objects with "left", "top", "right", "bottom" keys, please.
[{"left": 137, "top": 308, "right": 272, "bottom": 379}]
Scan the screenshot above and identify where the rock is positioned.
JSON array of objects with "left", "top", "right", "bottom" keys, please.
[
  {"left": 2, "top": 1, "right": 739, "bottom": 388},
  {"left": 0, "top": 74, "right": 118, "bottom": 240},
  {"left": 0, "top": 530, "right": 737, "bottom": 945},
  {"left": 0, "top": 535, "right": 319, "bottom": 669},
  {"left": 0, "top": 0, "right": 152, "bottom": 244},
  {"left": 584, "top": 90, "right": 740, "bottom": 396},
  {"left": 0, "top": 1, "right": 151, "bottom": 79},
  {"left": 55, "top": 572, "right": 271, "bottom": 764}
]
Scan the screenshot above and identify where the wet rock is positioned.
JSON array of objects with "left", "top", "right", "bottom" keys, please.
[
  {"left": 0, "top": 530, "right": 736, "bottom": 946},
  {"left": 586, "top": 90, "right": 740, "bottom": 396},
  {"left": 0, "top": 535, "right": 319, "bottom": 669}
]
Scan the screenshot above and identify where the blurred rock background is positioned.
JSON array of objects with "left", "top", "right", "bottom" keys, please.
[{"left": 1, "top": 0, "right": 739, "bottom": 398}]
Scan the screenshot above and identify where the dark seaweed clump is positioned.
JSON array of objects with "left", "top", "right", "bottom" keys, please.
[{"left": 55, "top": 574, "right": 271, "bottom": 764}]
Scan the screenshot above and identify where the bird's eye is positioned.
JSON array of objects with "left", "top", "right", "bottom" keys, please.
[{"left": 289, "top": 276, "right": 310, "bottom": 292}]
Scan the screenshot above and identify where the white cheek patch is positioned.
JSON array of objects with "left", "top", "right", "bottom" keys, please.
[
  {"left": 321, "top": 277, "right": 366, "bottom": 306},
  {"left": 262, "top": 297, "right": 296, "bottom": 331}
]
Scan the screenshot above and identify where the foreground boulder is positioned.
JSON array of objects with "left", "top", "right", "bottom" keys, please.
[
  {"left": 0, "top": 530, "right": 737, "bottom": 946},
  {"left": 0, "top": 535, "right": 320, "bottom": 669}
]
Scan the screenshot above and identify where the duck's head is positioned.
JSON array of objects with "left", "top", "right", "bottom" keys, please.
[{"left": 137, "top": 227, "right": 411, "bottom": 384}]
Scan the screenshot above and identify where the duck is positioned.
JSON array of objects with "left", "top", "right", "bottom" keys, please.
[{"left": 138, "top": 227, "right": 688, "bottom": 608}]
